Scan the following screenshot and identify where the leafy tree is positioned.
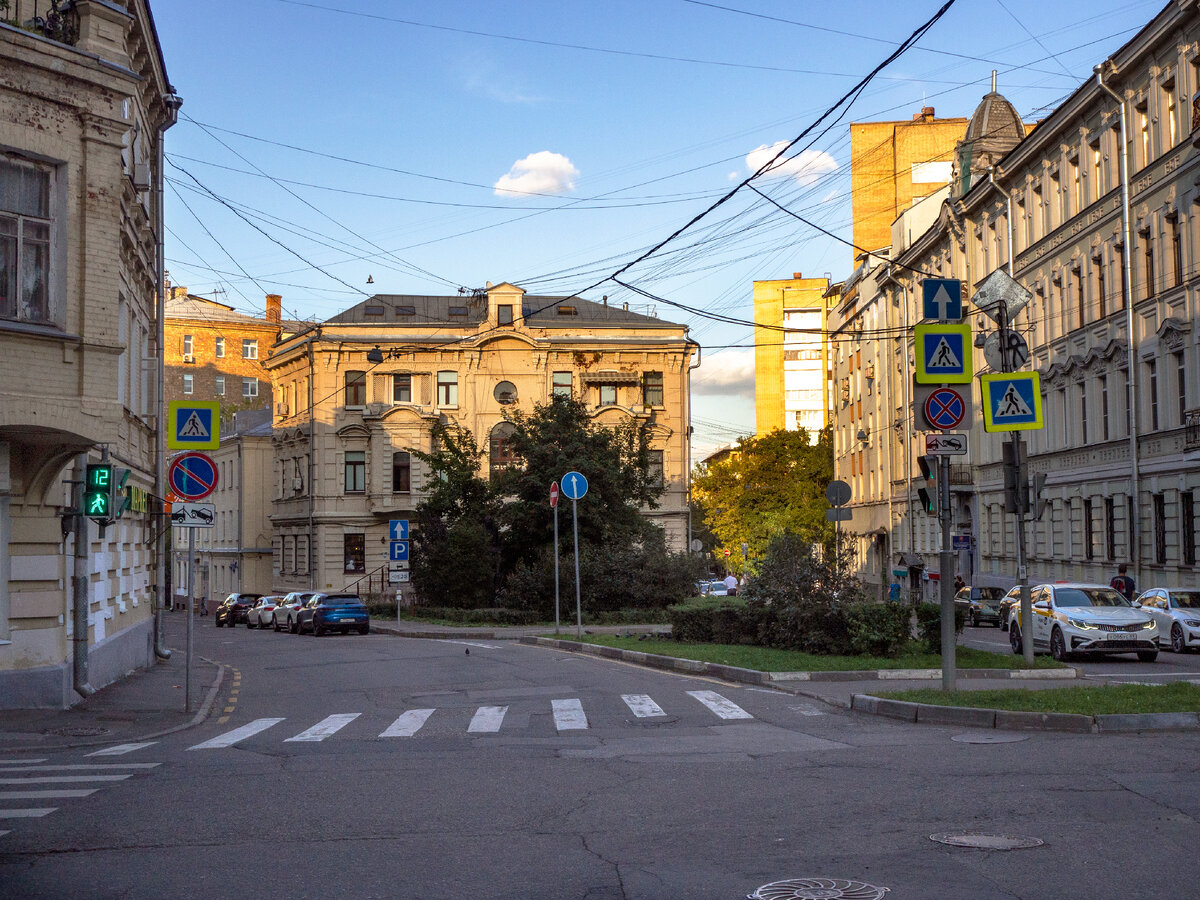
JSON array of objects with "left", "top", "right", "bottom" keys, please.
[{"left": 691, "top": 426, "right": 834, "bottom": 571}]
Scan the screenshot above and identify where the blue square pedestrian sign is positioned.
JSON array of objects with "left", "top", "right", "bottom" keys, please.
[
  {"left": 922, "top": 278, "right": 962, "bottom": 321},
  {"left": 914, "top": 323, "right": 972, "bottom": 384},
  {"left": 168, "top": 401, "right": 220, "bottom": 450},
  {"left": 981, "top": 372, "right": 1043, "bottom": 432}
]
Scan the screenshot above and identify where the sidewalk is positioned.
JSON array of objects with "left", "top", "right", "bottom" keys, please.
[{"left": 0, "top": 614, "right": 222, "bottom": 753}]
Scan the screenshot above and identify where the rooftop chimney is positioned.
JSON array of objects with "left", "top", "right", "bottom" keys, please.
[
  {"left": 914, "top": 106, "right": 935, "bottom": 121},
  {"left": 793, "top": 272, "right": 802, "bottom": 279},
  {"left": 170, "top": 286, "right": 188, "bottom": 300},
  {"left": 266, "top": 294, "right": 281, "bottom": 325}
]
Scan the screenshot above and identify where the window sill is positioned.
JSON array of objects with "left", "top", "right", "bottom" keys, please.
[{"left": 0, "top": 319, "right": 78, "bottom": 343}]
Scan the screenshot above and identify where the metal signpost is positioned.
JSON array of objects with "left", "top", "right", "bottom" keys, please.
[
  {"left": 550, "top": 481, "right": 560, "bottom": 635},
  {"left": 168, "top": 451, "right": 218, "bottom": 714},
  {"left": 825, "top": 480, "right": 852, "bottom": 581},
  {"left": 560, "top": 471, "right": 588, "bottom": 638}
]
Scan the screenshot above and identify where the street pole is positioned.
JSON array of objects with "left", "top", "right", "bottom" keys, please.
[
  {"left": 554, "top": 499, "right": 560, "bottom": 636},
  {"left": 186, "top": 526, "right": 195, "bottom": 714},
  {"left": 572, "top": 497, "right": 582, "bottom": 640},
  {"left": 939, "top": 454, "right": 956, "bottom": 691}
]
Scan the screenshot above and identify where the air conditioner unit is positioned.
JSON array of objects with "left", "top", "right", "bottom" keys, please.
[
  {"left": 132, "top": 163, "right": 151, "bottom": 191},
  {"left": 292, "top": 477, "right": 303, "bottom": 491},
  {"left": 182, "top": 354, "right": 195, "bottom": 364},
  {"left": 865, "top": 363, "right": 876, "bottom": 380}
]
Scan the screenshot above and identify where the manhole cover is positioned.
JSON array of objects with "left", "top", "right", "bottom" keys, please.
[
  {"left": 748, "top": 878, "right": 889, "bottom": 900},
  {"left": 930, "top": 831, "right": 1044, "bottom": 851},
  {"left": 950, "top": 732, "right": 1028, "bottom": 744},
  {"left": 50, "top": 726, "right": 111, "bottom": 737}
]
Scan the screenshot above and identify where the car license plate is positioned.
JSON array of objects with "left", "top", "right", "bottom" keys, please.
[
  {"left": 339, "top": 618, "right": 356, "bottom": 623},
  {"left": 1105, "top": 632, "right": 1128, "bottom": 640}
]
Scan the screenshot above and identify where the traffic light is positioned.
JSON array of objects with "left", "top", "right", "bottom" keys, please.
[
  {"left": 84, "top": 463, "right": 115, "bottom": 520},
  {"left": 1002, "top": 439, "right": 1029, "bottom": 514},
  {"left": 916, "top": 455, "right": 937, "bottom": 515},
  {"left": 1031, "top": 472, "right": 1048, "bottom": 519},
  {"left": 114, "top": 468, "right": 131, "bottom": 518}
]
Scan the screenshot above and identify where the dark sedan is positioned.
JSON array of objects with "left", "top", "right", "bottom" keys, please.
[
  {"left": 956, "top": 586, "right": 1007, "bottom": 627},
  {"left": 296, "top": 593, "right": 370, "bottom": 636},
  {"left": 215, "top": 593, "right": 263, "bottom": 628}
]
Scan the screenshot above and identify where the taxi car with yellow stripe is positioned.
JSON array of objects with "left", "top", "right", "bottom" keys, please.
[{"left": 1008, "top": 582, "right": 1159, "bottom": 662}]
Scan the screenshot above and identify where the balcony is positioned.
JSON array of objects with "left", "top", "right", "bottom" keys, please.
[
  {"left": 1186, "top": 408, "right": 1200, "bottom": 449},
  {"left": 3, "top": 1, "right": 79, "bottom": 45}
]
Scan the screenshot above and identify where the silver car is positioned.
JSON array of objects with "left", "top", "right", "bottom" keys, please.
[
  {"left": 246, "top": 596, "right": 283, "bottom": 629},
  {"left": 1135, "top": 588, "right": 1200, "bottom": 653},
  {"left": 274, "top": 591, "right": 315, "bottom": 633},
  {"left": 1009, "top": 582, "right": 1159, "bottom": 662}
]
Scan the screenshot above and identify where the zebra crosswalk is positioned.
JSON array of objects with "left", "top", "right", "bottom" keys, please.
[
  {"left": 0, "top": 758, "right": 159, "bottom": 839},
  {"left": 187, "top": 689, "right": 781, "bottom": 750}
]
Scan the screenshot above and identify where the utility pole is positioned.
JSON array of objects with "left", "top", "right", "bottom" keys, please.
[{"left": 998, "top": 298, "right": 1034, "bottom": 666}]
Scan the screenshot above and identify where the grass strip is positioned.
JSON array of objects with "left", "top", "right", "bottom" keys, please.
[
  {"left": 560, "top": 635, "right": 1064, "bottom": 672},
  {"left": 879, "top": 681, "right": 1200, "bottom": 715}
]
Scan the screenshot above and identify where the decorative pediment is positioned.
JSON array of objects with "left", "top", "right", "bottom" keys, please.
[
  {"left": 1042, "top": 340, "right": 1128, "bottom": 380},
  {"left": 1157, "top": 316, "right": 1193, "bottom": 350},
  {"left": 335, "top": 423, "right": 371, "bottom": 440}
]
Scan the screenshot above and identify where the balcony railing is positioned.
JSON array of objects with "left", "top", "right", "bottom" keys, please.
[
  {"left": 1186, "top": 408, "right": 1200, "bottom": 449},
  {"left": 2, "top": 0, "right": 79, "bottom": 45}
]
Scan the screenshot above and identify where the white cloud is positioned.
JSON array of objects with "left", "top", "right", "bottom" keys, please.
[
  {"left": 692, "top": 347, "right": 755, "bottom": 398},
  {"left": 494, "top": 151, "right": 579, "bottom": 197},
  {"left": 746, "top": 142, "right": 838, "bottom": 186}
]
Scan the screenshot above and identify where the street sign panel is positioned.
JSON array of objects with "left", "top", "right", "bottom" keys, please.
[
  {"left": 913, "top": 382, "right": 974, "bottom": 431},
  {"left": 923, "top": 387, "right": 967, "bottom": 431},
  {"left": 825, "top": 507, "right": 853, "bottom": 522},
  {"left": 549, "top": 481, "right": 559, "bottom": 509},
  {"left": 915, "top": 323, "right": 972, "bottom": 383},
  {"left": 952, "top": 535, "right": 971, "bottom": 551},
  {"left": 167, "top": 401, "right": 220, "bottom": 451},
  {"left": 983, "top": 331, "right": 1030, "bottom": 372},
  {"left": 168, "top": 502, "right": 215, "bottom": 528},
  {"left": 561, "top": 471, "right": 589, "bottom": 501},
  {"left": 825, "top": 480, "right": 852, "bottom": 506},
  {"left": 168, "top": 452, "right": 218, "bottom": 501},
  {"left": 389, "top": 540, "right": 410, "bottom": 562},
  {"left": 981, "top": 372, "right": 1043, "bottom": 432},
  {"left": 922, "top": 278, "right": 963, "bottom": 321},
  {"left": 925, "top": 432, "right": 968, "bottom": 456},
  {"left": 389, "top": 519, "right": 409, "bottom": 540},
  {"left": 972, "top": 269, "right": 1032, "bottom": 325}
]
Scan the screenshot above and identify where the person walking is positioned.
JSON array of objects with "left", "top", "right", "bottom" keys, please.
[
  {"left": 723, "top": 573, "right": 738, "bottom": 597},
  {"left": 1110, "top": 564, "right": 1136, "bottom": 602}
]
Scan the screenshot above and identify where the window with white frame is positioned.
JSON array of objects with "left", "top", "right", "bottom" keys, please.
[
  {"left": 0, "top": 157, "right": 54, "bottom": 326},
  {"left": 183, "top": 373, "right": 193, "bottom": 395},
  {"left": 215, "top": 375, "right": 225, "bottom": 396},
  {"left": 183, "top": 334, "right": 193, "bottom": 356},
  {"left": 242, "top": 338, "right": 258, "bottom": 359},
  {"left": 215, "top": 336, "right": 225, "bottom": 358},
  {"left": 243, "top": 377, "right": 258, "bottom": 398}
]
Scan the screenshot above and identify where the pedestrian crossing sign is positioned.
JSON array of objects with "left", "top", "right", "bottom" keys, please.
[
  {"left": 168, "top": 401, "right": 221, "bottom": 450},
  {"left": 981, "top": 372, "right": 1043, "bottom": 432},
  {"left": 914, "top": 322, "right": 972, "bottom": 384}
]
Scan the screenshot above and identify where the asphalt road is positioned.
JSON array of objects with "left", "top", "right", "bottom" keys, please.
[{"left": 3, "top": 621, "right": 1200, "bottom": 899}]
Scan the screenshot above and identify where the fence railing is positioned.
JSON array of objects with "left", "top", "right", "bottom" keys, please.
[
  {"left": 1186, "top": 408, "right": 1200, "bottom": 449},
  {"left": 342, "top": 563, "right": 389, "bottom": 597},
  {"left": 3, "top": 1, "right": 80, "bottom": 45}
]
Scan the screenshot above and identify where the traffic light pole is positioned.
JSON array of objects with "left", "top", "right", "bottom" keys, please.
[
  {"left": 939, "top": 454, "right": 956, "bottom": 691},
  {"left": 186, "top": 526, "right": 195, "bottom": 714}
]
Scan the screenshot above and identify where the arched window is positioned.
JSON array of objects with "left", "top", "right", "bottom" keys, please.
[{"left": 489, "top": 422, "right": 518, "bottom": 478}]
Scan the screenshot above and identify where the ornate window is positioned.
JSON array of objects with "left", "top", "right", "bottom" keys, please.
[
  {"left": 489, "top": 422, "right": 518, "bottom": 478},
  {"left": 0, "top": 157, "right": 53, "bottom": 326}
]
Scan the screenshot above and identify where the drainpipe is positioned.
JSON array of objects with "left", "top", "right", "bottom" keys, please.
[
  {"left": 1096, "top": 62, "right": 1141, "bottom": 583},
  {"left": 153, "top": 91, "right": 182, "bottom": 660},
  {"left": 71, "top": 455, "right": 95, "bottom": 698}
]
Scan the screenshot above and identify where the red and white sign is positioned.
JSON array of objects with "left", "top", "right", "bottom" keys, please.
[
  {"left": 168, "top": 452, "right": 218, "bottom": 501},
  {"left": 549, "top": 481, "right": 559, "bottom": 509}
]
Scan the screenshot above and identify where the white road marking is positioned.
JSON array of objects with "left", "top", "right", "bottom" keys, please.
[
  {"left": 687, "top": 690, "right": 753, "bottom": 720},
  {"left": 0, "top": 775, "right": 132, "bottom": 784},
  {"left": 0, "top": 808, "right": 56, "bottom": 818},
  {"left": 188, "top": 718, "right": 285, "bottom": 750},
  {"left": 86, "top": 743, "right": 158, "bottom": 757},
  {"left": 622, "top": 694, "right": 666, "bottom": 718},
  {"left": 468, "top": 706, "right": 508, "bottom": 733},
  {"left": 437, "top": 640, "right": 501, "bottom": 650},
  {"left": 0, "top": 759, "right": 47, "bottom": 765},
  {"left": 552, "top": 699, "right": 588, "bottom": 731},
  {"left": 284, "top": 714, "right": 361, "bottom": 743},
  {"left": 380, "top": 709, "right": 435, "bottom": 737},
  {"left": 0, "top": 831, "right": 9, "bottom": 837},
  {"left": 0, "top": 764, "right": 159, "bottom": 771},
  {"left": 0, "top": 790, "right": 97, "bottom": 800}
]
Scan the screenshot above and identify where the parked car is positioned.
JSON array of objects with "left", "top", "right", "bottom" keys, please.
[
  {"left": 1009, "top": 582, "right": 1159, "bottom": 662},
  {"left": 275, "top": 592, "right": 316, "bottom": 633},
  {"left": 215, "top": 593, "right": 262, "bottom": 628},
  {"left": 296, "top": 593, "right": 370, "bottom": 636},
  {"left": 955, "top": 586, "right": 1007, "bottom": 627},
  {"left": 1134, "top": 588, "right": 1200, "bottom": 653},
  {"left": 998, "top": 586, "right": 1023, "bottom": 631},
  {"left": 246, "top": 596, "right": 283, "bottom": 629},
  {"left": 704, "top": 580, "right": 729, "bottom": 597}
]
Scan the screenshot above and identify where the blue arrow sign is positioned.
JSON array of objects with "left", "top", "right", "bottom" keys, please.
[
  {"left": 389, "top": 519, "right": 409, "bottom": 540},
  {"left": 389, "top": 540, "right": 410, "bottom": 562},
  {"left": 561, "top": 470, "right": 589, "bottom": 501},
  {"left": 922, "top": 278, "right": 962, "bottom": 321}
]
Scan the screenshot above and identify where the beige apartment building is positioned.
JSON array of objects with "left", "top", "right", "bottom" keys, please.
[
  {"left": 265, "top": 283, "right": 696, "bottom": 594},
  {"left": 0, "top": 1, "right": 176, "bottom": 706},
  {"left": 831, "top": 0, "right": 1200, "bottom": 599},
  {"left": 752, "top": 273, "right": 832, "bottom": 436}
]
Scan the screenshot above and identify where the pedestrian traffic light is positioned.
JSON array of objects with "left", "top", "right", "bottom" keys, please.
[
  {"left": 1002, "top": 439, "right": 1029, "bottom": 514},
  {"left": 1031, "top": 472, "right": 1048, "bottom": 519},
  {"left": 113, "top": 468, "right": 131, "bottom": 518},
  {"left": 84, "top": 463, "right": 115, "bottom": 520},
  {"left": 916, "top": 455, "right": 937, "bottom": 515}
]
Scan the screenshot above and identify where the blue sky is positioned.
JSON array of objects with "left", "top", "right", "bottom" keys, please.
[{"left": 153, "top": 0, "right": 1165, "bottom": 460}]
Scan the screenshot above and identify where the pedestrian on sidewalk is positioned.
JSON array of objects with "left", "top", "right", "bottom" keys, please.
[
  {"left": 954, "top": 574, "right": 965, "bottom": 593},
  {"left": 1110, "top": 564, "right": 1136, "bottom": 602},
  {"left": 723, "top": 573, "right": 738, "bottom": 596}
]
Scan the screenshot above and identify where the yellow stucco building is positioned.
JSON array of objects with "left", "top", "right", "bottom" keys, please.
[
  {"left": 753, "top": 274, "right": 832, "bottom": 435},
  {"left": 264, "top": 283, "right": 696, "bottom": 594}
]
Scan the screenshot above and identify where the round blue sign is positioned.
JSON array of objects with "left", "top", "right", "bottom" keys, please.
[
  {"left": 924, "top": 388, "right": 966, "bottom": 431},
  {"left": 169, "top": 452, "right": 218, "bottom": 500},
  {"left": 560, "top": 470, "right": 589, "bottom": 501}
]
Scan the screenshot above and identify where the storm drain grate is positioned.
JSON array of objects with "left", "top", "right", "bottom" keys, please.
[
  {"left": 747, "top": 878, "right": 889, "bottom": 900},
  {"left": 51, "top": 726, "right": 111, "bottom": 737},
  {"left": 930, "top": 831, "right": 1044, "bottom": 851},
  {"left": 950, "top": 732, "right": 1028, "bottom": 744}
]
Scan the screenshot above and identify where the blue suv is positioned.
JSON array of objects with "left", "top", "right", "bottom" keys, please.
[{"left": 297, "top": 593, "right": 370, "bottom": 636}]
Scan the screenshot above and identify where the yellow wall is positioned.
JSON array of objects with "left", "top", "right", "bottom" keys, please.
[{"left": 753, "top": 276, "right": 830, "bottom": 435}]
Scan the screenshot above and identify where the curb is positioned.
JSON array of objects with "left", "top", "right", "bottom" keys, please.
[
  {"left": 850, "top": 693, "right": 1200, "bottom": 734},
  {"left": 523, "top": 637, "right": 771, "bottom": 686}
]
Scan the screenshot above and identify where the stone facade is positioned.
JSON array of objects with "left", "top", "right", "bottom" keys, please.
[
  {"left": 831, "top": 0, "right": 1200, "bottom": 599},
  {"left": 264, "top": 283, "right": 695, "bottom": 595},
  {"left": 0, "top": 1, "right": 175, "bottom": 706}
]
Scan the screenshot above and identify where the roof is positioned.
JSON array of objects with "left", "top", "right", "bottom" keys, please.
[
  {"left": 324, "top": 292, "right": 683, "bottom": 329},
  {"left": 166, "top": 295, "right": 274, "bottom": 327},
  {"left": 963, "top": 92, "right": 1025, "bottom": 146}
]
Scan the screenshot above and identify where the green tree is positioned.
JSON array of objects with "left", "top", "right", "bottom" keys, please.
[{"left": 691, "top": 426, "right": 834, "bottom": 571}]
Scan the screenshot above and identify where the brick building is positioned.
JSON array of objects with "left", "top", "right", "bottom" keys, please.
[{"left": 752, "top": 274, "right": 832, "bottom": 435}]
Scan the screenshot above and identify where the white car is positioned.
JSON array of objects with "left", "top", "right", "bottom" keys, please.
[
  {"left": 1009, "top": 582, "right": 1159, "bottom": 662},
  {"left": 1134, "top": 588, "right": 1200, "bottom": 653},
  {"left": 274, "top": 591, "right": 315, "bottom": 633},
  {"left": 246, "top": 596, "right": 283, "bottom": 629}
]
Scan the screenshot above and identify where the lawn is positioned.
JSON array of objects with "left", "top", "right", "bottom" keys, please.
[
  {"left": 880, "top": 681, "right": 1200, "bottom": 715},
  {"left": 562, "top": 634, "right": 1065, "bottom": 672}
]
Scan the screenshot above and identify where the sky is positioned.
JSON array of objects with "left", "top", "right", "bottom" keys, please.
[{"left": 152, "top": 0, "right": 1167, "bottom": 461}]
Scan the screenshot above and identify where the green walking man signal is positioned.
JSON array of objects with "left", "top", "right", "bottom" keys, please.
[{"left": 85, "top": 463, "right": 114, "bottom": 518}]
